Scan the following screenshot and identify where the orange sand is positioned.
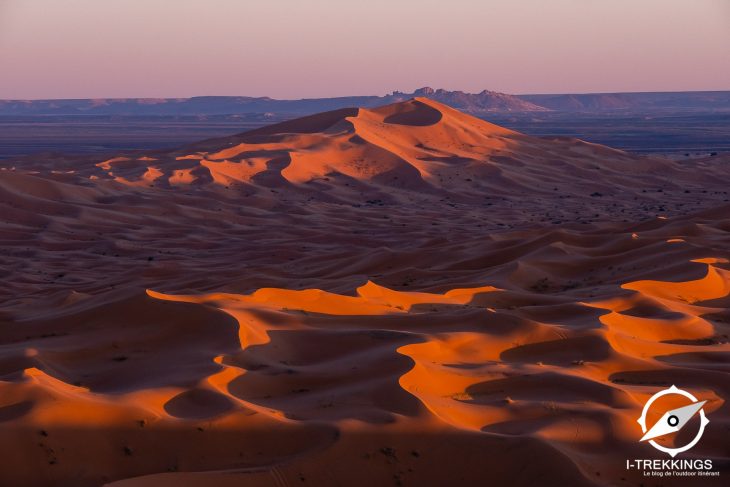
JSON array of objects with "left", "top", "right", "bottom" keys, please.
[{"left": 1, "top": 99, "right": 729, "bottom": 486}]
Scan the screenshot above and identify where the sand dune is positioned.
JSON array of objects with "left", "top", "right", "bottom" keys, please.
[{"left": 1, "top": 99, "right": 729, "bottom": 486}]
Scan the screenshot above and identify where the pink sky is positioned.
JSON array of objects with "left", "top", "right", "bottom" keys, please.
[{"left": 1, "top": 0, "right": 729, "bottom": 99}]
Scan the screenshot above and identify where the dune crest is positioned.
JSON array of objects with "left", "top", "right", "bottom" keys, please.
[
  {"left": 2, "top": 98, "right": 730, "bottom": 485},
  {"left": 9, "top": 97, "right": 729, "bottom": 209},
  {"left": 5, "top": 262, "right": 729, "bottom": 486}
]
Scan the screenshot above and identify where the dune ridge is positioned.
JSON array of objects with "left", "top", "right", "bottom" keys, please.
[{"left": 1, "top": 98, "right": 729, "bottom": 486}]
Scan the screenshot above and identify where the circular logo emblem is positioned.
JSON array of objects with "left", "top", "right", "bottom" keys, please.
[{"left": 637, "top": 385, "right": 709, "bottom": 457}]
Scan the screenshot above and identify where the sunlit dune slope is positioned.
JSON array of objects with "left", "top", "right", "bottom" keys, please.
[
  {"left": 1, "top": 251, "right": 729, "bottom": 486},
  {"left": 1, "top": 98, "right": 729, "bottom": 486},
  {"left": 6, "top": 97, "right": 729, "bottom": 209}
]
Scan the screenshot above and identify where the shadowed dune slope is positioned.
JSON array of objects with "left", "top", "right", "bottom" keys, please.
[{"left": 1, "top": 98, "right": 729, "bottom": 486}]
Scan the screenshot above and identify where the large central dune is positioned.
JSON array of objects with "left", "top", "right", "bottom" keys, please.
[{"left": 1, "top": 98, "right": 729, "bottom": 486}]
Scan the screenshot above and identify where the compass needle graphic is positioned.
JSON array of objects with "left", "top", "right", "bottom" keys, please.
[
  {"left": 637, "top": 385, "right": 710, "bottom": 457},
  {"left": 640, "top": 400, "right": 707, "bottom": 442}
]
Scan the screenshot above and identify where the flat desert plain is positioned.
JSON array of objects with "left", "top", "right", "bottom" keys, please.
[{"left": 1, "top": 99, "right": 729, "bottom": 486}]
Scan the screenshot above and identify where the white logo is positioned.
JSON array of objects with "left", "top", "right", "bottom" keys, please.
[{"left": 637, "top": 385, "right": 709, "bottom": 457}]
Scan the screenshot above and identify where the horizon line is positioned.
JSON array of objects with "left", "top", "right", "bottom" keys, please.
[{"left": 3, "top": 88, "right": 730, "bottom": 102}]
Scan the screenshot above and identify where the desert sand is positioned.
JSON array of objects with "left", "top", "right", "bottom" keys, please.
[{"left": 1, "top": 98, "right": 729, "bottom": 486}]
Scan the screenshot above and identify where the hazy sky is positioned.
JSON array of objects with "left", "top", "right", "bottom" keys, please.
[{"left": 1, "top": 0, "right": 729, "bottom": 99}]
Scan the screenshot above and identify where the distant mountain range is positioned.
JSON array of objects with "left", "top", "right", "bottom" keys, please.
[
  {"left": 1, "top": 88, "right": 729, "bottom": 116},
  {"left": 521, "top": 91, "right": 730, "bottom": 112}
]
